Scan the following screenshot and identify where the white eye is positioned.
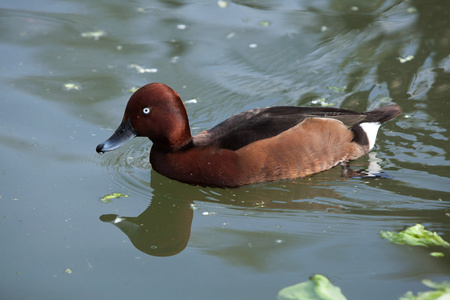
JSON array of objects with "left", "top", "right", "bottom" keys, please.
[{"left": 142, "top": 107, "right": 151, "bottom": 114}]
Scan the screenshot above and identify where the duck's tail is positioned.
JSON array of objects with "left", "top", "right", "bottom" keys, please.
[{"left": 364, "top": 104, "right": 402, "bottom": 123}]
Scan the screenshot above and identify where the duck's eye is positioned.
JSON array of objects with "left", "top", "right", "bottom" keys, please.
[{"left": 142, "top": 107, "right": 151, "bottom": 114}]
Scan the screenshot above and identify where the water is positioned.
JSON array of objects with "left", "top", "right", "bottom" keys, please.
[{"left": 1, "top": 0, "right": 449, "bottom": 299}]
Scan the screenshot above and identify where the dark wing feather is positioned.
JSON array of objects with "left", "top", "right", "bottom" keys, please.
[{"left": 197, "top": 106, "right": 368, "bottom": 151}]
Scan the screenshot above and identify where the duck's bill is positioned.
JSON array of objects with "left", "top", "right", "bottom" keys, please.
[{"left": 96, "top": 118, "right": 137, "bottom": 154}]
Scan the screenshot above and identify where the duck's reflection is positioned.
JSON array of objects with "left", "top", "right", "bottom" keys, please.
[
  {"left": 99, "top": 164, "right": 353, "bottom": 257},
  {"left": 100, "top": 197, "right": 193, "bottom": 257}
]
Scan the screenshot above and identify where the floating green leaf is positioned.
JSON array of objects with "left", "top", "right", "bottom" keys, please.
[
  {"left": 128, "top": 86, "right": 139, "bottom": 93},
  {"left": 277, "top": 274, "right": 347, "bottom": 300},
  {"left": 327, "top": 86, "right": 346, "bottom": 93},
  {"left": 64, "top": 268, "right": 73, "bottom": 274},
  {"left": 400, "top": 279, "right": 450, "bottom": 300},
  {"left": 100, "top": 193, "right": 129, "bottom": 203},
  {"left": 81, "top": 30, "right": 106, "bottom": 40},
  {"left": 128, "top": 63, "right": 158, "bottom": 74},
  {"left": 430, "top": 252, "right": 444, "bottom": 257},
  {"left": 380, "top": 224, "right": 450, "bottom": 248},
  {"left": 217, "top": 0, "right": 227, "bottom": 8},
  {"left": 63, "top": 83, "right": 80, "bottom": 91},
  {"left": 398, "top": 55, "right": 414, "bottom": 63},
  {"left": 311, "top": 98, "right": 335, "bottom": 107}
]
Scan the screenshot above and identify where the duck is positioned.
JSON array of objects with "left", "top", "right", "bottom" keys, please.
[{"left": 96, "top": 83, "right": 401, "bottom": 187}]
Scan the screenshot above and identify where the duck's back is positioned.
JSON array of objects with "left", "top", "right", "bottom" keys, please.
[{"left": 193, "top": 105, "right": 399, "bottom": 151}]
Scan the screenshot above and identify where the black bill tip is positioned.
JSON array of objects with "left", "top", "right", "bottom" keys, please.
[
  {"left": 96, "top": 143, "right": 106, "bottom": 154},
  {"left": 96, "top": 118, "right": 137, "bottom": 154}
]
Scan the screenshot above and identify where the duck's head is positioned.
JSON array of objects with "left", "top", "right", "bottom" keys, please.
[{"left": 96, "top": 83, "right": 191, "bottom": 154}]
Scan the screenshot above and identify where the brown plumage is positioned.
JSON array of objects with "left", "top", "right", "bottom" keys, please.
[{"left": 97, "top": 83, "right": 402, "bottom": 187}]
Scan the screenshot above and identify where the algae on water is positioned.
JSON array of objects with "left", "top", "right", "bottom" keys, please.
[
  {"left": 277, "top": 274, "right": 347, "bottom": 300},
  {"left": 100, "top": 193, "right": 129, "bottom": 203},
  {"left": 400, "top": 279, "right": 450, "bottom": 300},
  {"left": 380, "top": 224, "right": 450, "bottom": 248}
]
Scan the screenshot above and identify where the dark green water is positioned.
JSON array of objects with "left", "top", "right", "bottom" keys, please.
[{"left": 1, "top": 0, "right": 449, "bottom": 299}]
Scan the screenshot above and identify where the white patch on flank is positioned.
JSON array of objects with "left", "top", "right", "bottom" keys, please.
[{"left": 360, "top": 122, "right": 381, "bottom": 150}]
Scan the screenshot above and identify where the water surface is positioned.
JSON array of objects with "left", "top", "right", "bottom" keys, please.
[{"left": 1, "top": 0, "right": 449, "bottom": 299}]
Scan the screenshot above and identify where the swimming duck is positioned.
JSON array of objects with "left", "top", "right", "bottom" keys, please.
[{"left": 96, "top": 83, "right": 401, "bottom": 187}]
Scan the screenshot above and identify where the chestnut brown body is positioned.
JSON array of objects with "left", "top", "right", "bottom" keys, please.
[{"left": 97, "top": 83, "right": 401, "bottom": 187}]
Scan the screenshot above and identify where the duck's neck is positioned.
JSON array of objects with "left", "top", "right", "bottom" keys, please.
[
  {"left": 151, "top": 136, "right": 193, "bottom": 153},
  {"left": 149, "top": 103, "right": 193, "bottom": 152}
]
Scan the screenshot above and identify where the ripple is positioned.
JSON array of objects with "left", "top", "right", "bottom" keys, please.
[{"left": 99, "top": 139, "right": 152, "bottom": 199}]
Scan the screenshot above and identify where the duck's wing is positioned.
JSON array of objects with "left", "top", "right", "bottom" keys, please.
[{"left": 194, "top": 106, "right": 368, "bottom": 151}]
